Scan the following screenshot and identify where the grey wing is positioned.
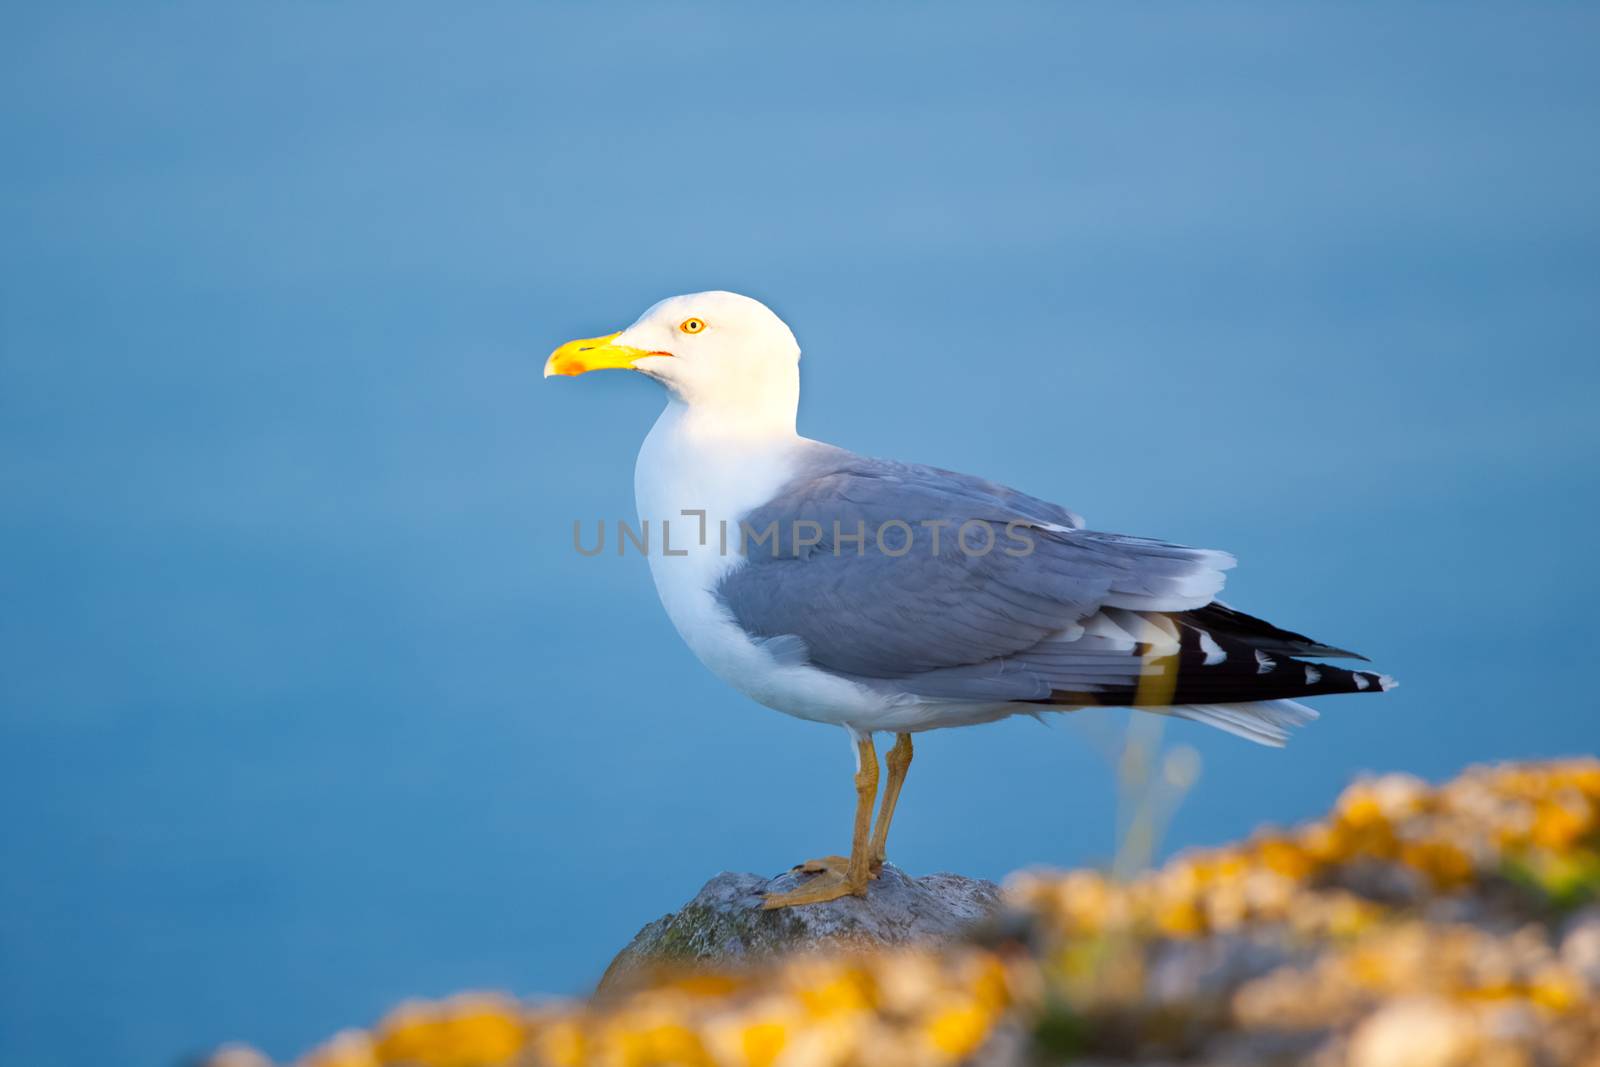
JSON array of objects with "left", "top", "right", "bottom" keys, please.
[
  {"left": 715, "top": 447, "right": 1233, "bottom": 680},
  {"left": 715, "top": 447, "right": 1390, "bottom": 725}
]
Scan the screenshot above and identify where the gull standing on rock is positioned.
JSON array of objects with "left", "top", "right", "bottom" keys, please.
[{"left": 546, "top": 291, "right": 1394, "bottom": 909}]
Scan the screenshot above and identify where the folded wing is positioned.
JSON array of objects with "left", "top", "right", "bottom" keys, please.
[{"left": 715, "top": 445, "right": 1390, "bottom": 746}]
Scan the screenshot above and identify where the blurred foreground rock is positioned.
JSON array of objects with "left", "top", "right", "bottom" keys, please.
[
  {"left": 213, "top": 758, "right": 1600, "bottom": 1067},
  {"left": 599, "top": 864, "right": 1001, "bottom": 993}
]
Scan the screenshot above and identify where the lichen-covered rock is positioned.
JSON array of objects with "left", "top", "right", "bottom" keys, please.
[
  {"left": 214, "top": 758, "right": 1600, "bottom": 1067},
  {"left": 598, "top": 864, "right": 1001, "bottom": 993}
]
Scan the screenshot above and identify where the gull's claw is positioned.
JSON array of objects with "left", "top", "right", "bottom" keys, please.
[{"left": 762, "top": 868, "right": 868, "bottom": 909}]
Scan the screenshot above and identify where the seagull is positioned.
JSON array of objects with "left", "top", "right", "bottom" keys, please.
[{"left": 546, "top": 291, "right": 1394, "bottom": 909}]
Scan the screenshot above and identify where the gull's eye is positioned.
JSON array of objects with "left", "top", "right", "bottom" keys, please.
[{"left": 678, "top": 317, "right": 706, "bottom": 334}]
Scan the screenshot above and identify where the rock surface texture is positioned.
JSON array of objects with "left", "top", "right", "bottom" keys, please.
[
  {"left": 213, "top": 759, "right": 1600, "bottom": 1067},
  {"left": 599, "top": 864, "right": 1001, "bottom": 992}
]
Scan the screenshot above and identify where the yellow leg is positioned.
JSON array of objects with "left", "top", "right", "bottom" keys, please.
[
  {"left": 762, "top": 735, "right": 879, "bottom": 909},
  {"left": 869, "top": 733, "right": 913, "bottom": 868}
]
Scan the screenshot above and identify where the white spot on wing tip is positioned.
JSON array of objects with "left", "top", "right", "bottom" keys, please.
[
  {"left": 1304, "top": 665, "right": 1321, "bottom": 685},
  {"left": 1378, "top": 674, "right": 1398, "bottom": 692},
  {"left": 1353, "top": 673, "right": 1370, "bottom": 690},
  {"left": 1197, "top": 630, "right": 1226, "bottom": 666},
  {"left": 1255, "top": 649, "right": 1276, "bottom": 674}
]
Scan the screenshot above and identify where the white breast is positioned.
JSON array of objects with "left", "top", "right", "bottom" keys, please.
[{"left": 632, "top": 401, "right": 890, "bottom": 726}]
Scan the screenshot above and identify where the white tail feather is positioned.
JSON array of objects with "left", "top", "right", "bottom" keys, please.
[{"left": 1158, "top": 699, "right": 1319, "bottom": 747}]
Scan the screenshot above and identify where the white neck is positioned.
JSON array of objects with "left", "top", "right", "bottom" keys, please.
[
  {"left": 658, "top": 363, "right": 801, "bottom": 441},
  {"left": 633, "top": 392, "right": 806, "bottom": 652},
  {"left": 634, "top": 392, "right": 805, "bottom": 534}
]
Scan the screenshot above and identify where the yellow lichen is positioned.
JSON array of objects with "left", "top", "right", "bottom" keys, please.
[{"left": 202, "top": 759, "right": 1600, "bottom": 1067}]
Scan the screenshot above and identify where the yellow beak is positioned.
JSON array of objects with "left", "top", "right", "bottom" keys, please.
[{"left": 544, "top": 331, "right": 662, "bottom": 378}]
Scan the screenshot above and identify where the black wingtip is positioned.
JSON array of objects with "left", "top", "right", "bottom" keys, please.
[
  {"left": 1304, "top": 645, "right": 1371, "bottom": 663},
  {"left": 1181, "top": 603, "right": 1369, "bottom": 662}
]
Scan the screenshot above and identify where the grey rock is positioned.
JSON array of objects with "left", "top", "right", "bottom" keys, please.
[
  {"left": 599, "top": 863, "right": 1001, "bottom": 993},
  {"left": 1329, "top": 859, "right": 1429, "bottom": 906},
  {"left": 1200, "top": 1027, "right": 1334, "bottom": 1067},
  {"left": 1146, "top": 932, "right": 1300, "bottom": 1011},
  {"left": 1561, "top": 905, "right": 1600, "bottom": 988},
  {"left": 198, "top": 1046, "right": 274, "bottom": 1067}
]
